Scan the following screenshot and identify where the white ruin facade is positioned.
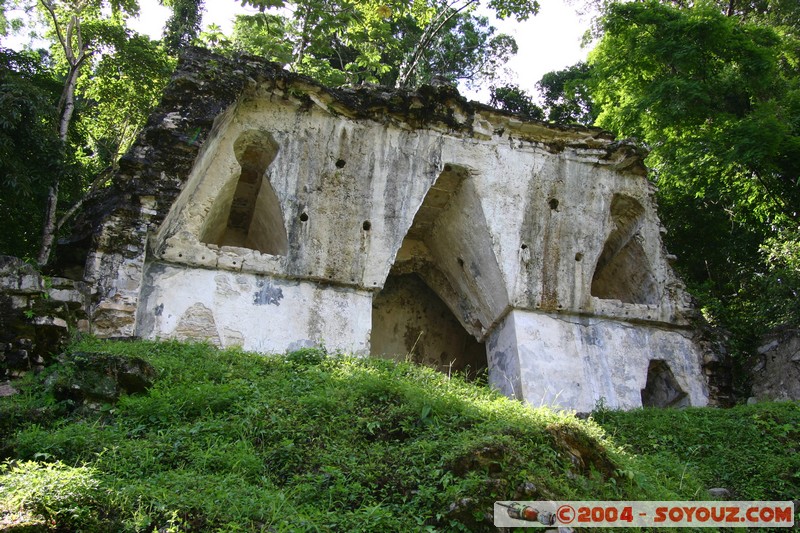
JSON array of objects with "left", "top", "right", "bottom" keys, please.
[{"left": 81, "top": 50, "right": 709, "bottom": 412}]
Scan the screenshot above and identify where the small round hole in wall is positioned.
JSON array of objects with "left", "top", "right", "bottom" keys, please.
[
  {"left": 457, "top": 257, "right": 465, "bottom": 267},
  {"left": 362, "top": 220, "right": 372, "bottom": 231},
  {"left": 335, "top": 159, "right": 346, "bottom": 168},
  {"left": 548, "top": 198, "right": 559, "bottom": 210},
  {"left": 300, "top": 212, "right": 309, "bottom": 222},
  {"left": 575, "top": 252, "right": 583, "bottom": 261},
  {"left": 521, "top": 244, "right": 528, "bottom": 250},
  {"left": 178, "top": 253, "right": 183, "bottom": 258}
]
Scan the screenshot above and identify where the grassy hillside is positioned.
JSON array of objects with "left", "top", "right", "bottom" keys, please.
[
  {"left": 0, "top": 338, "right": 797, "bottom": 532},
  {"left": 593, "top": 401, "right": 800, "bottom": 502}
]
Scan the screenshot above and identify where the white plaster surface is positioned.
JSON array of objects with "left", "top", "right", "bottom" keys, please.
[
  {"left": 135, "top": 262, "right": 372, "bottom": 354},
  {"left": 151, "top": 93, "right": 693, "bottom": 334},
  {"left": 488, "top": 310, "right": 709, "bottom": 412}
]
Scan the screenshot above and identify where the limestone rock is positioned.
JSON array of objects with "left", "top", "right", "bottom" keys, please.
[
  {"left": 174, "top": 302, "right": 221, "bottom": 346},
  {"left": 0, "top": 256, "right": 90, "bottom": 381},
  {"left": 0, "top": 381, "right": 18, "bottom": 397},
  {"left": 0, "top": 256, "right": 42, "bottom": 293},
  {"left": 446, "top": 497, "right": 494, "bottom": 530},
  {"left": 49, "top": 352, "right": 157, "bottom": 405},
  {"left": 708, "top": 487, "right": 731, "bottom": 499},
  {"left": 749, "top": 326, "right": 800, "bottom": 401}
]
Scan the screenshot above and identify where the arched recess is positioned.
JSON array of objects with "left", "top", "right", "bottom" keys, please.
[
  {"left": 370, "top": 164, "right": 494, "bottom": 378},
  {"left": 371, "top": 273, "right": 486, "bottom": 376},
  {"left": 641, "top": 360, "right": 689, "bottom": 408},
  {"left": 591, "top": 194, "right": 658, "bottom": 304},
  {"left": 201, "top": 130, "right": 288, "bottom": 255}
]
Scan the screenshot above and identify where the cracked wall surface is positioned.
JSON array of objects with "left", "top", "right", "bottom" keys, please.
[{"left": 73, "top": 48, "right": 710, "bottom": 411}]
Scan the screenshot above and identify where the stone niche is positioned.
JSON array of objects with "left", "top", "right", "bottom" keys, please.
[
  {"left": 75, "top": 48, "right": 710, "bottom": 412},
  {"left": 371, "top": 273, "right": 487, "bottom": 378}
]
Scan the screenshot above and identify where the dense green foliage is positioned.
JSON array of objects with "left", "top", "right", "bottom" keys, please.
[
  {"left": 1, "top": 340, "right": 798, "bottom": 531},
  {"left": 70, "top": 30, "right": 173, "bottom": 180},
  {"left": 594, "top": 401, "right": 800, "bottom": 502},
  {"left": 162, "top": 0, "right": 204, "bottom": 53},
  {"left": 593, "top": 0, "right": 799, "bottom": 361},
  {"left": 537, "top": 62, "right": 595, "bottom": 125},
  {"left": 216, "top": 0, "right": 529, "bottom": 89},
  {"left": 488, "top": 83, "right": 544, "bottom": 119},
  {"left": 2, "top": 338, "right": 772, "bottom": 532},
  {"left": 0, "top": 47, "right": 77, "bottom": 257},
  {"left": 0, "top": 0, "right": 174, "bottom": 265}
]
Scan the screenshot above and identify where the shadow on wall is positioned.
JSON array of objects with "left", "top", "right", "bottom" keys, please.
[
  {"left": 591, "top": 194, "right": 658, "bottom": 304},
  {"left": 371, "top": 273, "right": 487, "bottom": 379},
  {"left": 369, "top": 163, "right": 494, "bottom": 380},
  {"left": 201, "top": 130, "right": 288, "bottom": 255},
  {"left": 641, "top": 359, "right": 689, "bottom": 408}
]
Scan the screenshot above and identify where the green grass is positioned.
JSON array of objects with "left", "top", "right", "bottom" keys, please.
[
  {"left": 0, "top": 338, "right": 797, "bottom": 531},
  {"left": 592, "top": 401, "right": 800, "bottom": 501}
]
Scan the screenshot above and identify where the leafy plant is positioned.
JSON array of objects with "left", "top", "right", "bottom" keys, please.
[
  {"left": 0, "top": 460, "right": 108, "bottom": 529},
  {"left": 1, "top": 338, "right": 797, "bottom": 531}
]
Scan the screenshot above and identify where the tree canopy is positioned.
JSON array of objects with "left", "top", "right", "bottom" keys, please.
[
  {"left": 0, "top": 47, "right": 75, "bottom": 257},
  {"left": 216, "top": 0, "right": 534, "bottom": 88}
]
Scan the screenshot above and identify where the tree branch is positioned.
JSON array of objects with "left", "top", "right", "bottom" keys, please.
[
  {"left": 395, "top": 0, "right": 477, "bottom": 88},
  {"left": 55, "top": 165, "right": 115, "bottom": 232},
  {"left": 40, "top": 0, "right": 69, "bottom": 60}
]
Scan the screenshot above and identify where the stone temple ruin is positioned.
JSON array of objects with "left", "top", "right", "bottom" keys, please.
[{"left": 43, "top": 48, "right": 713, "bottom": 412}]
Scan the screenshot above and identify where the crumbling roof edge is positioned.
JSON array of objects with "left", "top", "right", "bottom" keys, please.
[{"left": 194, "top": 47, "right": 616, "bottom": 147}]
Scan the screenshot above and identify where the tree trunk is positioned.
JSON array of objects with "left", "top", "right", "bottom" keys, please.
[
  {"left": 37, "top": 182, "right": 59, "bottom": 266},
  {"left": 37, "top": 4, "right": 88, "bottom": 266},
  {"left": 58, "top": 62, "right": 81, "bottom": 142}
]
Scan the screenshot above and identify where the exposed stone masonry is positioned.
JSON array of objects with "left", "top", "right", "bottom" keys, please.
[{"left": 0, "top": 256, "right": 89, "bottom": 381}]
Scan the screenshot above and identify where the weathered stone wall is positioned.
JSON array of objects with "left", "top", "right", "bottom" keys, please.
[
  {"left": 64, "top": 48, "right": 712, "bottom": 412},
  {"left": 749, "top": 326, "right": 800, "bottom": 402},
  {"left": 371, "top": 273, "right": 486, "bottom": 376},
  {"left": 136, "top": 263, "right": 372, "bottom": 353},
  {"left": 487, "top": 311, "right": 707, "bottom": 410},
  {"left": 0, "top": 256, "right": 89, "bottom": 381}
]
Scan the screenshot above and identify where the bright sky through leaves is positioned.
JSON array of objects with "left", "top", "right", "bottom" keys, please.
[{"left": 127, "top": 0, "right": 594, "bottom": 103}]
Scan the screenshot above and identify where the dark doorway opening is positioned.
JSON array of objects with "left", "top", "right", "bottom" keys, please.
[
  {"left": 641, "top": 359, "right": 689, "bottom": 408},
  {"left": 371, "top": 273, "right": 486, "bottom": 379}
]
